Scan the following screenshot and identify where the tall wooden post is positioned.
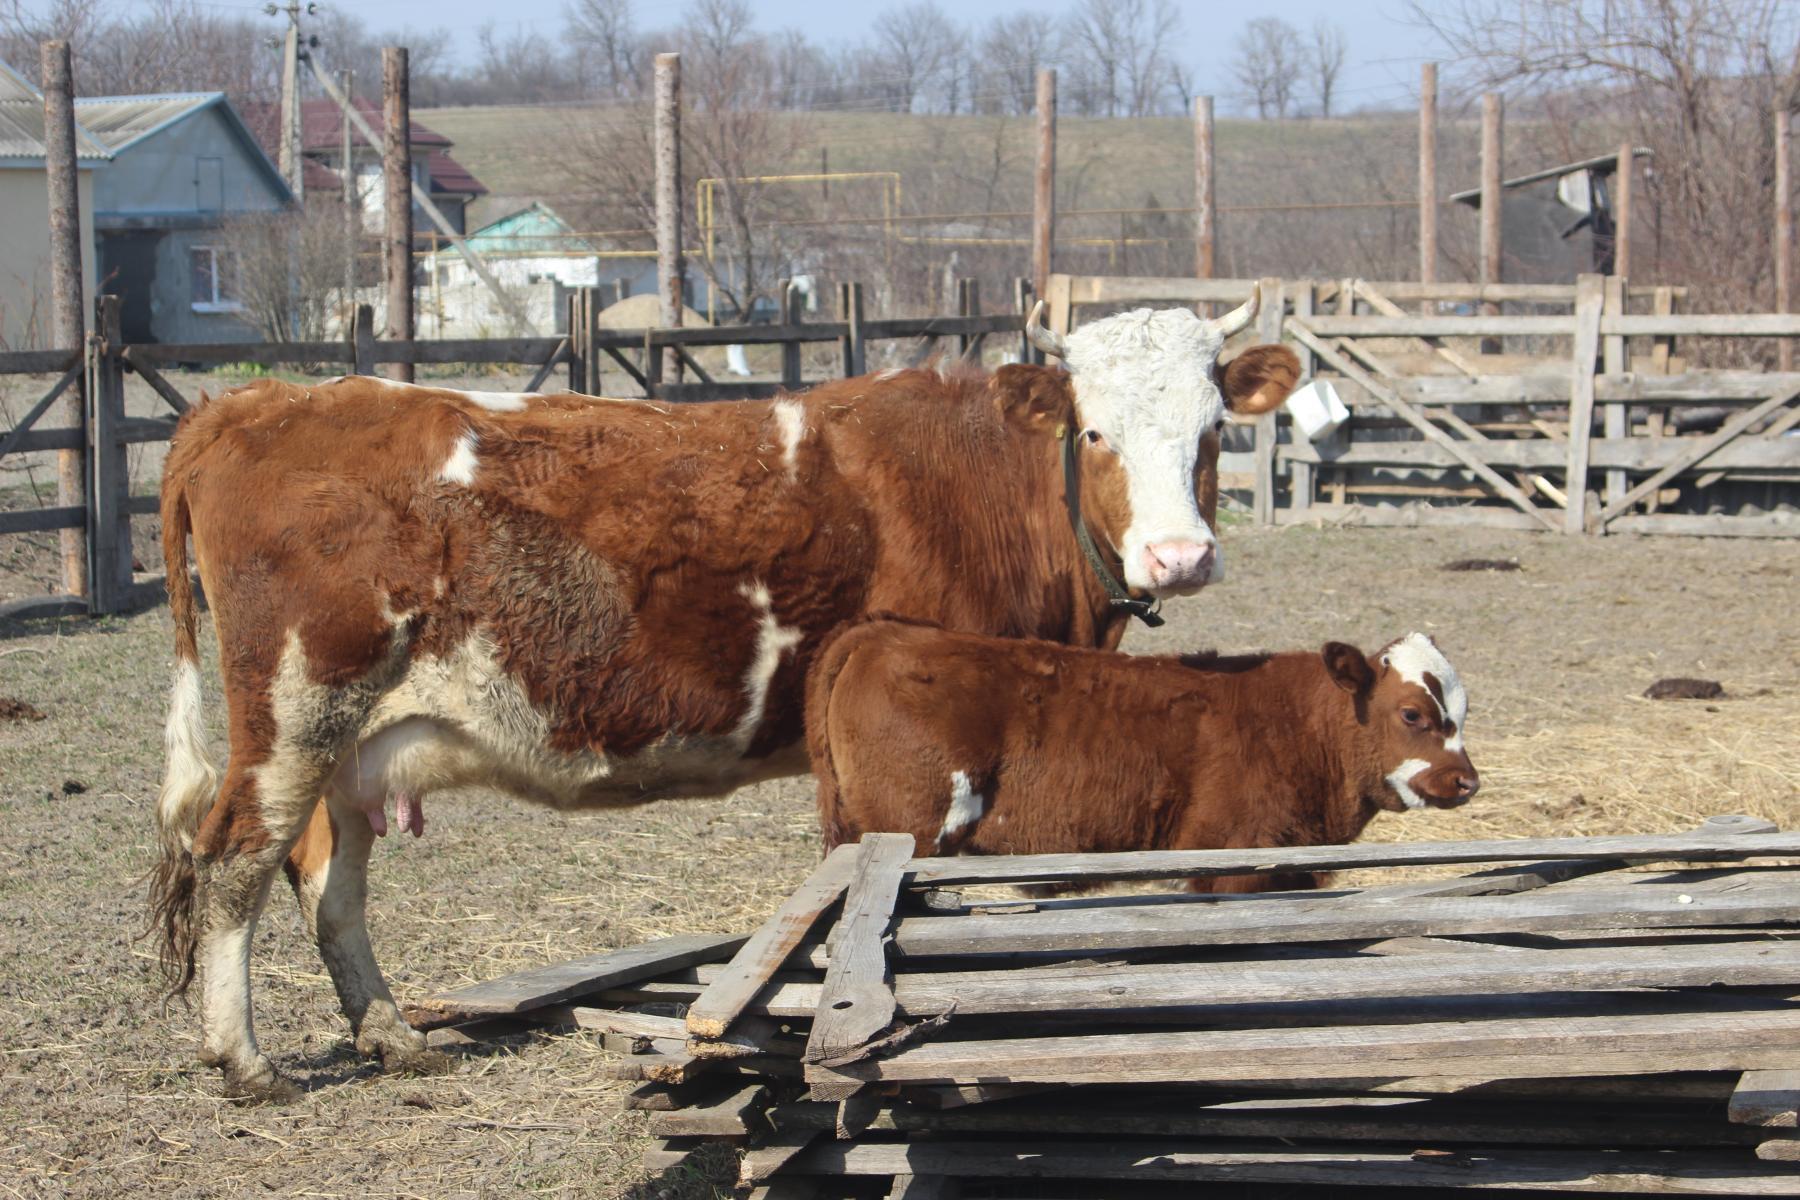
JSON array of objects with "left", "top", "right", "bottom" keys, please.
[
  {"left": 41, "top": 40, "right": 86, "bottom": 600},
  {"left": 342, "top": 69, "right": 357, "bottom": 325},
  {"left": 1777, "top": 109, "right": 1792, "bottom": 373},
  {"left": 1193, "top": 95, "right": 1215, "bottom": 282},
  {"left": 654, "top": 52, "right": 684, "bottom": 381},
  {"left": 278, "top": 1, "right": 304, "bottom": 199},
  {"left": 1033, "top": 68, "right": 1057, "bottom": 335},
  {"left": 1480, "top": 92, "right": 1503, "bottom": 351},
  {"left": 1613, "top": 142, "right": 1633, "bottom": 280},
  {"left": 382, "top": 47, "right": 413, "bottom": 382},
  {"left": 1418, "top": 64, "right": 1437, "bottom": 290}
]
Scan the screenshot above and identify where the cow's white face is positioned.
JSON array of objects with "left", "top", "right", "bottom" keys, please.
[
  {"left": 1062, "top": 306, "right": 1291, "bottom": 596},
  {"left": 1331, "top": 632, "right": 1480, "bottom": 812}
]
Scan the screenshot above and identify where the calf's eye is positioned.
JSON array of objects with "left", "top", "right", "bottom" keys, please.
[{"left": 1400, "top": 707, "right": 1423, "bottom": 727}]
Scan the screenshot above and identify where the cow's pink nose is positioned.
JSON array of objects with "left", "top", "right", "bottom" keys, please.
[{"left": 1141, "top": 540, "right": 1216, "bottom": 589}]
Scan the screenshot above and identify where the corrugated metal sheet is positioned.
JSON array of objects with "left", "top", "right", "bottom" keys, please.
[
  {"left": 75, "top": 92, "right": 220, "bottom": 151},
  {"left": 0, "top": 58, "right": 111, "bottom": 160}
]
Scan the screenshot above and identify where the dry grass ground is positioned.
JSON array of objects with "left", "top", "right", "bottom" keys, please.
[{"left": 1, "top": 521, "right": 1797, "bottom": 1197}]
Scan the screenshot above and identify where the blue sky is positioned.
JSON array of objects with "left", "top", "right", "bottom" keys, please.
[{"left": 316, "top": 0, "right": 1442, "bottom": 114}]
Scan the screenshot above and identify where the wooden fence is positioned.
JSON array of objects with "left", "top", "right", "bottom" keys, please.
[
  {"left": 0, "top": 281, "right": 1027, "bottom": 622},
  {"left": 1046, "top": 272, "right": 1800, "bottom": 538}
]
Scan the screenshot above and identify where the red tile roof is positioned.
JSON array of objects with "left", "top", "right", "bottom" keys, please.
[{"left": 242, "top": 99, "right": 485, "bottom": 198}]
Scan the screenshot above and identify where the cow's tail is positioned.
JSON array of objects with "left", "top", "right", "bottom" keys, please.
[
  {"left": 804, "top": 621, "right": 866, "bottom": 854},
  {"left": 148, "top": 441, "right": 219, "bottom": 997}
]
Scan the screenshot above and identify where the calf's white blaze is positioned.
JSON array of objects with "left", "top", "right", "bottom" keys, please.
[
  {"left": 1381, "top": 632, "right": 1468, "bottom": 749},
  {"left": 938, "top": 770, "right": 986, "bottom": 849},
  {"left": 1062, "top": 308, "right": 1231, "bottom": 594}
]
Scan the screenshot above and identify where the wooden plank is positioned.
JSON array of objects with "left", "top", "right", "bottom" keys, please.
[
  {"left": 1598, "top": 382, "right": 1800, "bottom": 526},
  {"left": 1605, "top": 314, "right": 1800, "bottom": 337},
  {"left": 0, "top": 505, "right": 85, "bottom": 535},
  {"left": 1286, "top": 320, "right": 1558, "bottom": 530},
  {"left": 740, "top": 1129, "right": 823, "bottom": 1187},
  {"left": 0, "top": 348, "right": 79, "bottom": 374},
  {"left": 404, "top": 931, "right": 743, "bottom": 1027},
  {"left": 374, "top": 337, "right": 563, "bottom": 365},
  {"left": 1734, "top": 1072, "right": 1800, "bottom": 1128},
  {"left": 1603, "top": 275, "right": 1628, "bottom": 504},
  {"left": 1253, "top": 277, "right": 1281, "bottom": 524},
  {"left": 1302, "top": 314, "right": 1573, "bottom": 337},
  {"left": 809, "top": 1007, "right": 1800, "bottom": 1088},
  {"left": 1609, "top": 512, "right": 1800, "bottom": 538},
  {"left": 1280, "top": 437, "right": 1800, "bottom": 472},
  {"left": 644, "top": 1081, "right": 767, "bottom": 1138},
  {"left": 119, "top": 347, "right": 191, "bottom": 415},
  {"left": 123, "top": 340, "right": 351, "bottom": 366},
  {"left": 902, "top": 828, "right": 1800, "bottom": 889},
  {"left": 806, "top": 834, "right": 915, "bottom": 1064},
  {"left": 887, "top": 877, "right": 1800, "bottom": 957},
  {"left": 888, "top": 1175, "right": 955, "bottom": 1200},
  {"left": 787, "top": 1140, "right": 1800, "bottom": 1193},
  {"left": 1697, "top": 403, "right": 1800, "bottom": 487},
  {"left": 0, "top": 362, "right": 83, "bottom": 462},
  {"left": 687, "top": 844, "right": 862, "bottom": 1039},
  {"left": 520, "top": 338, "right": 569, "bottom": 394},
  {"left": 769, "top": 1094, "right": 1759, "bottom": 1148},
  {"left": 1287, "top": 284, "right": 1314, "bottom": 513},
  {"left": 1565, "top": 273, "right": 1605, "bottom": 533}
]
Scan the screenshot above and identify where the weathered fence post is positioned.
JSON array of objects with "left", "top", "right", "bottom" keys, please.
[
  {"left": 642, "top": 326, "right": 662, "bottom": 398},
  {"left": 1193, "top": 95, "right": 1214, "bottom": 288},
  {"left": 350, "top": 302, "right": 376, "bottom": 375},
  {"left": 839, "top": 282, "right": 865, "bottom": 378},
  {"left": 382, "top": 47, "right": 414, "bottom": 383},
  {"left": 1253, "top": 277, "right": 1283, "bottom": 526},
  {"left": 1013, "top": 278, "right": 1033, "bottom": 364},
  {"left": 1479, "top": 92, "right": 1503, "bottom": 354},
  {"left": 84, "top": 295, "right": 130, "bottom": 614},
  {"left": 1418, "top": 65, "right": 1437, "bottom": 298},
  {"left": 1289, "top": 282, "right": 1315, "bottom": 516},
  {"left": 782, "top": 282, "right": 804, "bottom": 390},
  {"left": 42, "top": 39, "right": 87, "bottom": 602},
  {"left": 1566, "top": 273, "right": 1605, "bottom": 535},
  {"left": 1602, "top": 275, "right": 1628, "bottom": 506},
  {"left": 567, "top": 288, "right": 590, "bottom": 393},
  {"left": 957, "top": 278, "right": 980, "bottom": 361},
  {"left": 655, "top": 52, "right": 684, "bottom": 383},
  {"left": 1032, "top": 68, "right": 1056, "bottom": 358},
  {"left": 1614, "top": 142, "right": 1633, "bottom": 279},
  {"left": 1777, "top": 108, "right": 1792, "bottom": 373}
]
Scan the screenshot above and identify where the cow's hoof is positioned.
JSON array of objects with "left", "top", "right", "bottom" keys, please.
[
  {"left": 356, "top": 1018, "right": 447, "bottom": 1075},
  {"left": 222, "top": 1060, "right": 302, "bottom": 1105}
]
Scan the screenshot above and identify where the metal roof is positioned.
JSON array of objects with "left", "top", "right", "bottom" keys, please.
[
  {"left": 1450, "top": 147, "right": 1654, "bottom": 205},
  {"left": 0, "top": 59, "right": 110, "bottom": 162},
  {"left": 75, "top": 92, "right": 222, "bottom": 151}
]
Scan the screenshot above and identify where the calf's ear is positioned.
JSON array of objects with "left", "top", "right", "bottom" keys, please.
[
  {"left": 1322, "top": 641, "right": 1374, "bottom": 694},
  {"left": 1219, "top": 344, "right": 1300, "bottom": 416},
  {"left": 993, "top": 364, "right": 1076, "bottom": 436}
]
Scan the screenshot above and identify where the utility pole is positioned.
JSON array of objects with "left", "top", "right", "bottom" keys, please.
[
  {"left": 383, "top": 46, "right": 414, "bottom": 382},
  {"left": 269, "top": 1, "right": 313, "bottom": 202},
  {"left": 654, "top": 52, "right": 683, "bottom": 381}
]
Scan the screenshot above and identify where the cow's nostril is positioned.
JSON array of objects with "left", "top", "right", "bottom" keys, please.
[{"left": 1457, "top": 774, "right": 1480, "bottom": 798}]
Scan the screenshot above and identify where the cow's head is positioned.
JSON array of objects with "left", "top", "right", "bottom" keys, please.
[
  {"left": 1013, "top": 295, "right": 1298, "bottom": 596},
  {"left": 1323, "top": 632, "right": 1480, "bottom": 811}
]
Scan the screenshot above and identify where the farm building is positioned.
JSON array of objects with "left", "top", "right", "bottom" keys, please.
[
  {"left": 0, "top": 57, "right": 104, "bottom": 350},
  {"left": 74, "top": 91, "right": 292, "bottom": 345}
]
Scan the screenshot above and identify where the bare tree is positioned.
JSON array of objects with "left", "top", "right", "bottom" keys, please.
[
  {"left": 565, "top": 0, "right": 642, "bottom": 99},
  {"left": 977, "top": 11, "right": 1061, "bottom": 115},
  {"left": 1413, "top": 0, "right": 1800, "bottom": 315},
  {"left": 870, "top": 2, "right": 957, "bottom": 113},
  {"left": 1232, "top": 16, "right": 1303, "bottom": 119},
  {"left": 1064, "top": 0, "right": 1183, "bottom": 117},
  {"left": 218, "top": 207, "right": 351, "bottom": 345},
  {"left": 1311, "top": 18, "right": 1347, "bottom": 117}
]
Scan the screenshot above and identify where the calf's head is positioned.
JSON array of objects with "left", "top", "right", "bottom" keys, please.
[
  {"left": 1323, "top": 632, "right": 1480, "bottom": 811},
  {"left": 1011, "top": 296, "right": 1298, "bottom": 597}
]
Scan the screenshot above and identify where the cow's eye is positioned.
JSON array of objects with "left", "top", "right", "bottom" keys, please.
[
  {"left": 1082, "top": 428, "right": 1109, "bottom": 450},
  {"left": 1401, "top": 707, "right": 1424, "bottom": 727}
]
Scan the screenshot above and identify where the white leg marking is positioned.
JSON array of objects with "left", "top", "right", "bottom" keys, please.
[
  {"left": 1386, "top": 758, "right": 1433, "bottom": 810},
  {"left": 773, "top": 399, "right": 806, "bottom": 480},
  {"left": 158, "top": 659, "right": 218, "bottom": 853},
  {"left": 732, "top": 581, "right": 803, "bottom": 748},
  {"left": 936, "top": 770, "right": 986, "bottom": 850},
  {"left": 438, "top": 429, "right": 480, "bottom": 485}
]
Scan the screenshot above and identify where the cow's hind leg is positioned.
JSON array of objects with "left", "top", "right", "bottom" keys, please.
[{"left": 285, "top": 802, "right": 441, "bottom": 1073}]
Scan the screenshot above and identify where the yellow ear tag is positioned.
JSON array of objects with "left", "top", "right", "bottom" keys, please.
[{"left": 1054, "top": 423, "right": 1067, "bottom": 438}]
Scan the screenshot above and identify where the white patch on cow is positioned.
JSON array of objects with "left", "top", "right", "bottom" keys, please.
[
  {"left": 773, "top": 400, "right": 806, "bottom": 480},
  {"left": 1061, "top": 308, "right": 1231, "bottom": 595},
  {"left": 439, "top": 429, "right": 480, "bottom": 486},
  {"left": 157, "top": 659, "right": 219, "bottom": 854},
  {"left": 1386, "top": 758, "right": 1433, "bottom": 810},
  {"left": 459, "top": 390, "right": 535, "bottom": 412},
  {"left": 875, "top": 367, "right": 905, "bottom": 381},
  {"left": 199, "top": 914, "right": 262, "bottom": 1068},
  {"left": 937, "top": 770, "right": 986, "bottom": 850},
  {"left": 732, "top": 581, "right": 803, "bottom": 747},
  {"left": 1380, "top": 631, "right": 1468, "bottom": 748}
]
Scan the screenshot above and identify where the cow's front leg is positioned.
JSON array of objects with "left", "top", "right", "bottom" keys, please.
[{"left": 287, "top": 799, "right": 444, "bottom": 1074}]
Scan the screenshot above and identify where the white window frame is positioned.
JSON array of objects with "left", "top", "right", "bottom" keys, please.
[{"left": 190, "top": 245, "right": 244, "bottom": 314}]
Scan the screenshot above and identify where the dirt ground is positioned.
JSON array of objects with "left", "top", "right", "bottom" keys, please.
[{"left": 2, "top": 520, "right": 1797, "bottom": 1199}]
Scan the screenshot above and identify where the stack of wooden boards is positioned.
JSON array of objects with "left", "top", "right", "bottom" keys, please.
[{"left": 408, "top": 814, "right": 1800, "bottom": 1196}]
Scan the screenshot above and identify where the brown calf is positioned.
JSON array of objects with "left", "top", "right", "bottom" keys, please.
[{"left": 807, "top": 621, "right": 1479, "bottom": 891}]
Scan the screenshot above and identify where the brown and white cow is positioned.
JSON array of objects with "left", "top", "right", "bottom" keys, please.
[
  {"left": 807, "top": 621, "right": 1479, "bottom": 890},
  {"left": 149, "top": 299, "right": 1298, "bottom": 1099}
]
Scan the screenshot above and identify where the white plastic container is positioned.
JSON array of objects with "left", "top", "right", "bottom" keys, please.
[{"left": 1284, "top": 378, "right": 1350, "bottom": 442}]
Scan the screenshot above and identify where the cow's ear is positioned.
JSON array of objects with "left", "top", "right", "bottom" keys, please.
[
  {"left": 1219, "top": 344, "right": 1300, "bottom": 416},
  {"left": 1322, "top": 641, "right": 1374, "bottom": 694},
  {"left": 994, "top": 364, "right": 1075, "bottom": 436}
]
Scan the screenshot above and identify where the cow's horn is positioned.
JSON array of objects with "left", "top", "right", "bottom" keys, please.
[
  {"left": 1025, "top": 301, "right": 1069, "bottom": 358},
  {"left": 1209, "top": 283, "right": 1261, "bottom": 339}
]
